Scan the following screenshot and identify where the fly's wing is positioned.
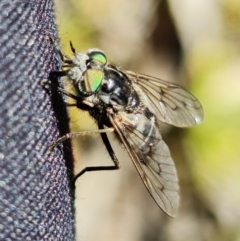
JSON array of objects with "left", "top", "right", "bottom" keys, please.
[
  {"left": 124, "top": 70, "right": 204, "bottom": 128},
  {"left": 109, "top": 113, "right": 179, "bottom": 217}
]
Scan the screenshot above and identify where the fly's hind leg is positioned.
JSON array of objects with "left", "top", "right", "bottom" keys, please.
[
  {"left": 73, "top": 123, "right": 120, "bottom": 187},
  {"left": 49, "top": 128, "right": 114, "bottom": 152}
]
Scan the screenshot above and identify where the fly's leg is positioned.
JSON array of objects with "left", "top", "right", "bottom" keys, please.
[
  {"left": 48, "top": 36, "right": 71, "bottom": 61},
  {"left": 56, "top": 87, "right": 95, "bottom": 108},
  {"left": 48, "top": 37, "right": 74, "bottom": 80},
  {"left": 73, "top": 123, "right": 120, "bottom": 187},
  {"left": 98, "top": 123, "right": 119, "bottom": 168},
  {"left": 56, "top": 87, "right": 79, "bottom": 100},
  {"left": 49, "top": 128, "right": 114, "bottom": 152}
]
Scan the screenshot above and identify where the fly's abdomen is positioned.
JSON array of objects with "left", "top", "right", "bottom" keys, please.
[
  {"left": 120, "top": 111, "right": 178, "bottom": 189},
  {"left": 120, "top": 112, "right": 162, "bottom": 157}
]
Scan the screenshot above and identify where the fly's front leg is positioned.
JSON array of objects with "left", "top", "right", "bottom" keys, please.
[
  {"left": 73, "top": 123, "right": 120, "bottom": 187},
  {"left": 55, "top": 87, "right": 95, "bottom": 108},
  {"left": 57, "top": 87, "right": 79, "bottom": 101},
  {"left": 48, "top": 36, "right": 71, "bottom": 61}
]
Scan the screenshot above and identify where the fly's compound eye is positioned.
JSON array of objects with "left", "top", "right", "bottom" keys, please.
[
  {"left": 87, "top": 49, "right": 107, "bottom": 67},
  {"left": 78, "top": 69, "right": 103, "bottom": 97},
  {"left": 77, "top": 49, "right": 107, "bottom": 97}
]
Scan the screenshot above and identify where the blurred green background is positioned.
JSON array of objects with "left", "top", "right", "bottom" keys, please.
[{"left": 54, "top": 0, "right": 240, "bottom": 240}]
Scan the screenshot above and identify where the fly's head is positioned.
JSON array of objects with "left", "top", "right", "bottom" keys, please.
[
  {"left": 67, "top": 48, "right": 107, "bottom": 97},
  {"left": 63, "top": 46, "right": 140, "bottom": 113}
]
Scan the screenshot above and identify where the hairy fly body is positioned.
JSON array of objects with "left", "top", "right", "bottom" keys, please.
[{"left": 52, "top": 42, "right": 204, "bottom": 217}]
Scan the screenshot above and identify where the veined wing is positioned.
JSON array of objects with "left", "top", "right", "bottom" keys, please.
[
  {"left": 124, "top": 70, "right": 204, "bottom": 127},
  {"left": 109, "top": 111, "right": 179, "bottom": 217}
]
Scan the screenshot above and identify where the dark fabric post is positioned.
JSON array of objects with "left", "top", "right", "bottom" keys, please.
[{"left": 0, "top": 1, "right": 75, "bottom": 240}]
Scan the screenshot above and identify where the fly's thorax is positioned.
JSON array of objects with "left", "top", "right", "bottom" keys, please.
[{"left": 97, "top": 66, "right": 139, "bottom": 111}]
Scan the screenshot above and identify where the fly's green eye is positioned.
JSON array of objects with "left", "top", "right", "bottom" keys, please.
[
  {"left": 88, "top": 51, "right": 107, "bottom": 66},
  {"left": 78, "top": 69, "right": 103, "bottom": 96}
]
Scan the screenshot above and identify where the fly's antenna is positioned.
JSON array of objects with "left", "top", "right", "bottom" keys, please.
[{"left": 70, "top": 41, "right": 76, "bottom": 54}]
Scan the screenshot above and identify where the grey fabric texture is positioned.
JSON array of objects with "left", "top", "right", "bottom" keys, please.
[{"left": 0, "top": 1, "right": 75, "bottom": 240}]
